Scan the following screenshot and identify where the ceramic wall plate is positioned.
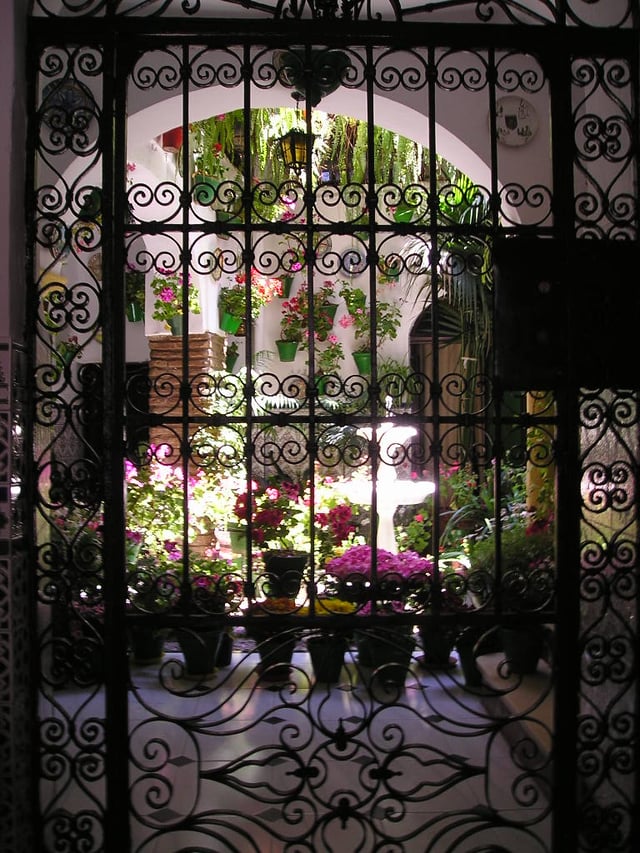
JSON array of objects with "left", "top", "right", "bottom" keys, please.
[
  {"left": 494, "top": 97, "right": 539, "bottom": 147},
  {"left": 341, "top": 247, "right": 366, "bottom": 276},
  {"left": 42, "top": 79, "right": 94, "bottom": 128}
]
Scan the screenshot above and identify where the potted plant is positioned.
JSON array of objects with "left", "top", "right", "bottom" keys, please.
[
  {"left": 315, "top": 335, "right": 344, "bottom": 390},
  {"left": 191, "top": 135, "right": 229, "bottom": 204},
  {"left": 149, "top": 268, "right": 200, "bottom": 335},
  {"left": 125, "top": 448, "right": 234, "bottom": 560},
  {"left": 233, "top": 479, "right": 310, "bottom": 598},
  {"left": 244, "top": 596, "right": 300, "bottom": 682},
  {"left": 225, "top": 339, "right": 239, "bottom": 372},
  {"left": 467, "top": 515, "right": 555, "bottom": 674},
  {"left": 338, "top": 284, "right": 402, "bottom": 374},
  {"left": 377, "top": 253, "right": 402, "bottom": 284},
  {"left": 125, "top": 264, "right": 145, "bottom": 322},
  {"left": 218, "top": 267, "right": 282, "bottom": 334},
  {"left": 54, "top": 334, "right": 82, "bottom": 369},
  {"left": 174, "top": 556, "right": 243, "bottom": 677},
  {"left": 339, "top": 282, "right": 367, "bottom": 317},
  {"left": 299, "top": 598, "right": 357, "bottom": 683},
  {"left": 277, "top": 293, "right": 305, "bottom": 361}
]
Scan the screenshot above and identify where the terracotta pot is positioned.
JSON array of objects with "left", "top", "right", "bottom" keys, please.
[{"left": 161, "top": 126, "right": 183, "bottom": 153}]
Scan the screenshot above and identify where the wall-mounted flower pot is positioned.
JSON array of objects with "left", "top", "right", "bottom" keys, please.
[
  {"left": 279, "top": 274, "right": 294, "bottom": 298},
  {"left": 276, "top": 339, "right": 299, "bottom": 362},
  {"left": 219, "top": 311, "right": 242, "bottom": 335},
  {"left": 161, "top": 126, "right": 183, "bottom": 153},
  {"left": 225, "top": 352, "right": 239, "bottom": 372},
  {"left": 393, "top": 202, "right": 414, "bottom": 223},
  {"left": 352, "top": 351, "right": 371, "bottom": 375},
  {"left": 215, "top": 209, "right": 236, "bottom": 223},
  {"left": 192, "top": 174, "right": 219, "bottom": 206},
  {"left": 126, "top": 302, "right": 143, "bottom": 323},
  {"left": 322, "top": 301, "right": 339, "bottom": 324}
]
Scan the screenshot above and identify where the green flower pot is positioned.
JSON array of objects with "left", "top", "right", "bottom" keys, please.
[
  {"left": 227, "top": 522, "right": 246, "bottom": 555},
  {"left": 393, "top": 202, "right": 414, "bottom": 223},
  {"left": 219, "top": 311, "right": 242, "bottom": 335},
  {"left": 192, "top": 175, "right": 219, "bottom": 206},
  {"left": 352, "top": 351, "right": 371, "bottom": 375},
  {"left": 279, "top": 274, "right": 294, "bottom": 298},
  {"left": 168, "top": 315, "right": 183, "bottom": 336},
  {"left": 276, "top": 339, "right": 299, "bottom": 362},
  {"left": 126, "top": 302, "right": 143, "bottom": 323}
]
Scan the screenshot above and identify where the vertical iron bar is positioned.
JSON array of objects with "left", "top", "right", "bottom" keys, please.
[
  {"left": 548, "top": 31, "right": 581, "bottom": 852},
  {"left": 181, "top": 42, "right": 191, "bottom": 593},
  {"left": 103, "top": 32, "right": 131, "bottom": 852}
]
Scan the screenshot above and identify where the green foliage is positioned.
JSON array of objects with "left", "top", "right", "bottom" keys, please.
[
  {"left": 125, "top": 267, "right": 145, "bottom": 312},
  {"left": 394, "top": 502, "right": 433, "bottom": 556},
  {"left": 149, "top": 270, "right": 200, "bottom": 323},
  {"left": 441, "top": 461, "right": 527, "bottom": 545},
  {"left": 467, "top": 520, "right": 555, "bottom": 576},
  {"left": 187, "top": 108, "right": 453, "bottom": 196}
]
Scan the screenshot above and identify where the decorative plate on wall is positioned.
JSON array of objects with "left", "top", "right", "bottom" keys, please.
[
  {"left": 42, "top": 79, "right": 94, "bottom": 128},
  {"left": 494, "top": 97, "right": 539, "bottom": 147},
  {"left": 341, "top": 247, "right": 366, "bottom": 277}
]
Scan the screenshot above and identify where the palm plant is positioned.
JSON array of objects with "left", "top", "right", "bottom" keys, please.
[{"left": 401, "top": 170, "right": 493, "bottom": 366}]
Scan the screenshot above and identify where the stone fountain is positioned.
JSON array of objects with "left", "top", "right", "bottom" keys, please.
[{"left": 336, "top": 416, "right": 434, "bottom": 553}]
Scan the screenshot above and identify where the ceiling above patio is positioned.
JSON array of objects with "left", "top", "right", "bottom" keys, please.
[{"left": 30, "top": 0, "right": 634, "bottom": 28}]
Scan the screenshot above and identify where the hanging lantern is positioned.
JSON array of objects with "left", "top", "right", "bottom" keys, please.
[{"left": 277, "top": 128, "right": 315, "bottom": 173}]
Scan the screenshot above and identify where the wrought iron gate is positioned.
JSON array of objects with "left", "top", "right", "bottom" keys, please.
[{"left": 24, "top": 3, "right": 639, "bottom": 852}]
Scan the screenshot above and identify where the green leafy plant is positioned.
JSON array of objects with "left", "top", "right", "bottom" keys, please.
[
  {"left": 338, "top": 285, "right": 401, "bottom": 352},
  {"left": 125, "top": 265, "right": 145, "bottom": 313},
  {"left": 279, "top": 280, "right": 339, "bottom": 345},
  {"left": 149, "top": 269, "right": 200, "bottom": 323},
  {"left": 125, "top": 449, "right": 235, "bottom": 561},
  {"left": 219, "top": 267, "right": 282, "bottom": 319},
  {"left": 394, "top": 502, "right": 433, "bottom": 555},
  {"left": 440, "top": 461, "right": 527, "bottom": 545},
  {"left": 315, "top": 334, "right": 345, "bottom": 375},
  {"left": 466, "top": 516, "right": 555, "bottom": 611}
]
